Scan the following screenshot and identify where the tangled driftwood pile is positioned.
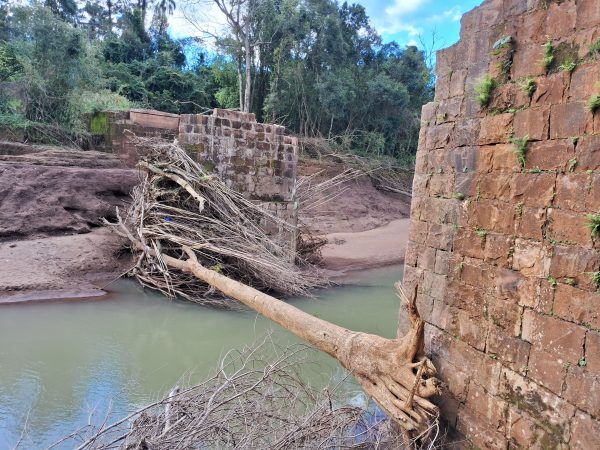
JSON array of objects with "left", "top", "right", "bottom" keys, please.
[{"left": 108, "top": 136, "right": 324, "bottom": 308}]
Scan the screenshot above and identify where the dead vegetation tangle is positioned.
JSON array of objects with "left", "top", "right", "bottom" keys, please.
[
  {"left": 54, "top": 339, "right": 442, "bottom": 450},
  {"left": 108, "top": 135, "right": 325, "bottom": 308}
]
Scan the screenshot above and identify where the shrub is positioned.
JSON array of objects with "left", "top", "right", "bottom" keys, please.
[
  {"left": 474, "top": 75, "right": 495, "bottom": 108},
  {"left": 542, "top": 41, "right": 554, "bottom": 72},
  {"left": 519, "top": 77, "right": 537, "bottom": 98},
  {"left": 558, "top": 59, "right": 577, "bottom": 73},
  {"left": 590, "top": 39, "right": 600, "bottom": 56},
  {"left": 510, "top": 135, "right": 529, "bottom": 168},
  {"left": 587, "top": 95, "right": 600, "bottom": 113},
  {"left": 586, "top": 213, "right": 600, "bottom": 238}
]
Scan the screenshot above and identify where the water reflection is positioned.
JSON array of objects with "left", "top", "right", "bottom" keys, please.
[{"left": 0, "top": 265, "right": 402, "bottom": 448}]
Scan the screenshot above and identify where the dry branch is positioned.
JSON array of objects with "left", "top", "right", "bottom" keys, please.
[{"left": 57, "top": 339, "right": 442, "bottom": 450}]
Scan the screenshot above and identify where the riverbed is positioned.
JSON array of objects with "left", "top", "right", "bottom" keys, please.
[{"left": 0, "top": 265, "right": 403, "bottom": 448}]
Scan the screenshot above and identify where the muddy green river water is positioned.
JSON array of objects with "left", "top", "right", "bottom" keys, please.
[{"left": 0, "top": 265, "right": 403, "bottom": 448}]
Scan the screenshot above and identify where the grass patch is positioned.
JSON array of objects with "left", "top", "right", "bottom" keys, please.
[
  {"left": 592, "top": 272, "right": 600, "bottom": 290},
  {"left": 542, "top": 41, "right": 554, "bottom": 72},
  {"left": 520, "top": 77, "right": 537, "bottom": 98},
  {"left": 587, "top": 95, "right": 600, "bottom": 113},
  {"left": 547, "top": 276, "right": 558, "bottom": 288},
  {"left": 590, "top": 39, "right": 600, "bottom": 56},
  {"left": 475, "top": 228, "right": 488, "bottom": 240},
  {"left": 475, "top": 75, "right": 495, "bottom": 108},
  {"left": 568, "top": 158, "right": 577, "bottom": 172},
  {"left": 586, "top": 213, "right": 600, "bottom": 238},
  {"left": 510, "top": 135, "right": 529, "bottom": 168}
]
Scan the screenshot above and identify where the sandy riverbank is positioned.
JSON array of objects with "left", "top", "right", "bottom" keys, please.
[{"left": 320, "top": 218, "right": 409, "bottom": 276}]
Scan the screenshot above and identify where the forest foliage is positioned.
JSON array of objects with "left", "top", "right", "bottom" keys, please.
[{"left": 0, "top": 0, "right": 433, "bottom": 162}]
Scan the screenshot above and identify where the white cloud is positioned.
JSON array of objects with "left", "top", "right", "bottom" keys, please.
[
  {"left": 385, "top": 0, "right": 429, "bottom": 17},
  {"left": 427, "top": 6, "right": 462, "bottom": 23}
]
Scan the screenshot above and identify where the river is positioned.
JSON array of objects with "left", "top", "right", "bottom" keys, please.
[{"left": 0, "top": 265, "right": 403, "bottom": 448}]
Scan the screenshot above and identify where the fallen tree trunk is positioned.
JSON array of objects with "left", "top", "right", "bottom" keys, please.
[
  {"left": 113, "top": 220, "right": 440, "bottom": 434},
  {"left": 108, "top": 136, "right": 440, "bottom": 436}
]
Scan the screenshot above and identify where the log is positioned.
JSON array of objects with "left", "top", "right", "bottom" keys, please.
[{"left": 116, "top": 221, "right": 441, "bottom": 434}]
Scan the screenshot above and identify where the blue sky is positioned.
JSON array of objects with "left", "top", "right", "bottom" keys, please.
[
  {"left": 359, "top": 0, "right": 484, "bottom": 48},
  {"left": 171, "top": 0, "right": 484, "bottom": 52}
]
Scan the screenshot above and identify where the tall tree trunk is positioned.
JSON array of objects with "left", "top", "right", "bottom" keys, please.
[
  {"left": 243, "top": 27, "right": 252, "bottom": 113},
  {"left": 236, "top": 56, "right": 243, "bottom": 111}
]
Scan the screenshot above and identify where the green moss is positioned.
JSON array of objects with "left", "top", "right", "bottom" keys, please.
[
  {"left": 510, "top": 135, "right": 529, "bottom": 168},
  {"left": 564, "top": 277, "right": 576, "bottom": 286},
  {"left": 586, "top": 213, "right": 600, "bottom": 238},
  {"left": 568, "top": 158, "right": 578, "bottom": 172},
  {"left": 89, "top": 113, "right": 109, "bottom": 135},
  {"left": 519, "top": 77, "right": 537, "bottom": 98},
  {"left": 590, "top": 38, "right": 600, "bottom": 56},
  {"left": 587, "top": 95, "right": 600, "bottom": 113},
  {"left": 475, "top": 228, "right": 488, "bottom": 240},
  {"left": 453, "top": 192, "right": 465, "bottom": 201},
  {"left": 474, "top": 74, "right": 495, "bottom": 108},
  {"left": 515, "top": 202, "right": 524, "bottom": 218},
  {"left": 547, "top": 275, "right": 558, "bottom": 288}
]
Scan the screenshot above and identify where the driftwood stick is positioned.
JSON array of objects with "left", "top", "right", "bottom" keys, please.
[{"left": 139, "top": 161, "right": 206, "bottom": 211}]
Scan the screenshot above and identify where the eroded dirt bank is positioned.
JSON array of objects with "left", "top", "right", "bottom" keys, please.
[
  {"left": 0, "top": 142, "right": 139, "bottom": 302},
  {"left": 0, "top": 146, "right": 412, "bottom": 301}
]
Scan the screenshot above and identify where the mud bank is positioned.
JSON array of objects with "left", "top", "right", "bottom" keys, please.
[
  {"left": 0, "top": 142, "right": 138, "bottom": 302},
  {"left": 0, "top": 145, "right": 411, "bottom": 301}
]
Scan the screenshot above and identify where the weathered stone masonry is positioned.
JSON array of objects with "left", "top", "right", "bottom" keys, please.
[
  {"left": 90, "top": 108, "right": 299, "bottom": 245},
  {"left": 400, "top": 0, "right": 600, "bottom": 448}
]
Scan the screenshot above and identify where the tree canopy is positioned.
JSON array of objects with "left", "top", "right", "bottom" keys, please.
[{"left": 0, "top": 0, "right": 433, "bottom": 162}]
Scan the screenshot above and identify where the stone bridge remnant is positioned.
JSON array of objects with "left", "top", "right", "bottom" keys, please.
[
  {"left": 401, "top": 0, "right": 600, "bottom": 448},
  {"left": 88, "top": 108, "right": 298, "bottom": 247}
]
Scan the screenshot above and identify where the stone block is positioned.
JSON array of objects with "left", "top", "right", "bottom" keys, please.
[
  {"left": 486, "top": 325, "right": 530, "bottom": 372},
  {"left": 553, "top": 284, "right": 600, "bottom": 329},
  {"left": 464, "top": 382, "right": 508, "bottom": 430},
  {"left": 456, "top": 407, "right": 508, "bottom": 450},
  {"left": 569, "top": 63, "right": 600, "bottom": 101},
  {"left": 512, "top": 238, "right": 549, "bottom": 277},
  {"left": 576, "top": 134, "right": 600, "bottom": 170},
  {"left": 532, "top": 72, "right": 568, "bottom": 107},
  {"left": 513, "top": 107, "right": 550, "bottom": 141},
  {"left": 570, "top": 411, "right": 600, "bottom": 450},
  {"left": 478, "top": 113, "right": 513, "bottom": 145},
  {"left": 550, "top": 102, "right": 590, "bottom": 139},
  {"left": 549, "top": 245, "right": 600, "bottom": 289},
  {"left": 516, "top": 206, "right": 545, "bottom": 240},
  {"left": 547, "top": 208, "right": 593, "bottom": 248},
  {"left": 576, "top": 0, "right": 600, "bottom": 29},
  {"left": 554, "top": 172, "right": 591, "bottom": 212},
  {"left": 477, "top": 144, "right": 513, "bottom": 173},
  {"left": 499, "top": 368, "right": 575, "bottom": 438},
  {"left": 466, "top": 199, "right": 514, "bottom": 234},
  {"left": 521, "top": 310, "right": 585, "bottom": 360},
  {"left": 450, "top": 119, "right": 479, "bottom": 148},
  {"left": 586, "top": 331, "right": 600, "bottom": 374},
  {"left": 563, "top": 367, "right": 600, "bottom": 416},
  {"left": 510, "top": 172, "right": 556, "bottom": 208},
  {"left": 512, "top": 44, "right": 545, "bottom": 79},
  {"left": 527, "top": 346, "right": 566, "bottom": 394},
  {"left": 546, "top": 1, "right": 576, "bottom": 40},
  {"left": 426, "top": 122, "right": 454, "bottom": 149}
]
